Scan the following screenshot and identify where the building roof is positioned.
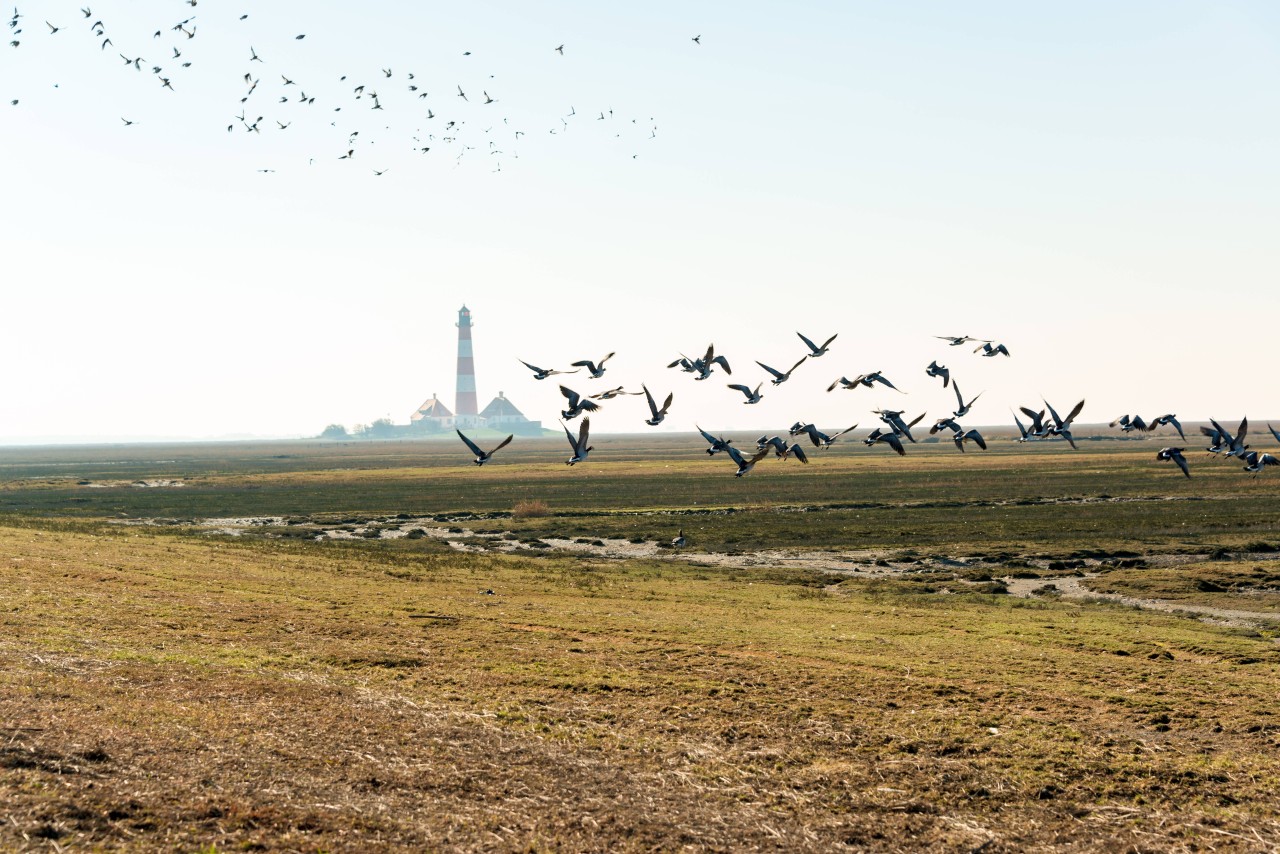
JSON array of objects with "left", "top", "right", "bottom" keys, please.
[
  {"left": 411, "top": 394, "right": 454, "bottom": 421},
  {"left": 479, "top": 392, "right": 525, "bottom": 419}
]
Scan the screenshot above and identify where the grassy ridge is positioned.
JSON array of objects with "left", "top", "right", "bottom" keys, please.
[{"left": 3, "top": 523, "right": 1279, "bottom": 850}]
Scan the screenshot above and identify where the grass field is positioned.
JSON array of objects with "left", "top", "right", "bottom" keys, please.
[{"left": 3, "top": 433, "right": 1280, "bottom": 850}]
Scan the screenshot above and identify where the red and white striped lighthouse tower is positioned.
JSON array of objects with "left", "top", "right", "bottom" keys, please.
[{"left": 455, "top": 305, "right": 478, "bottom": 417}]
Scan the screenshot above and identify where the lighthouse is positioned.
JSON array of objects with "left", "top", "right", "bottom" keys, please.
[
  {"left": 455, "top": 305, "right": 478, "bottom": 418},
  {"left": 408, "top": 305, "right": 541, "bottom": 435}
]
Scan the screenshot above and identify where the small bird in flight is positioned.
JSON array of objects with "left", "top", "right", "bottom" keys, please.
[
  {"left": 976, "top": 342, "right": 1011, "bottom": 357},
  {"left": 642, "top": 385, "right": 674, "bottom": 425},
  {"left": 756, "top": 356, "right": 806, "bottom": 386},
  {"left": 1156, "top": 447, "right": 1191, "bottom": 478},
  {"left": 797, "top": 331, "right": 837, "bottom": 358},
  {"left": 571, "top": 353, "right": 615, "bottom": 379},
  {"left": 937, "top": 335, "right": 986, "bottom": 347},
  {"left": 457, "top": 429, "right": 513, "bottom": 466},
  {"left": 519, "top": 359, "right": 576, "bottom": 380},
  {"left": 563, "top": 417, "right": 592, "bottom": 466}
]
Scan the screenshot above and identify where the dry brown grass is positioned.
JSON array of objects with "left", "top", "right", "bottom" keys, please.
[
  {"left": 3, "top": 521, "right": 1280, "bottom": 851},
  {"left": 511, "top": 499, "right": 551, "bottom": 519}
]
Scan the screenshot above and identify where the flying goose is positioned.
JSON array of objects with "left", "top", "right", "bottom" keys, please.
[
  {"left": 1012, "top": 410, "right": 1030, "bottom": 442},
  {"left": 756, "top": 356, "right": 807, "bottom": 385},
  {"left": 928, "top": 417, "right": 986, "bottom": 451},
  {"left": 930, "top": 417, "right": 963, "bottom": 436},
  {"left": 1018, "top": 406, "right": 1051, "bottom": 438},
  {"left": 520, "top": 359, "right": 577, "bottom": 380},
  {"left": 559, "top": 385, "right": 600, "bottom": 420},
  {"left": 975, "top": 342, "right": 1011, "bottom": 357},
  {"left": 589, "top": 387, "right": 642, "bottom": 400},
  {"left": 952, "top": 429, "right": 987, "bottom": 452},
  {"left": 1201, "top": 424, "right": 1229, "bottom": 456},
  {"left": 874, "top": 409, "right": 926, "bottom": 444},
  {"left": 693, "top": 344, "right": 731, "bottom": 380},
  {"left": 1044, "top": 398, "right": 1085, "bottom": 449},
  {"left": 1109, "top": 414, "right": 1149, "bottom": 434},
  {"left": 456, "top": 430, "right": 513, "bottom": 466},
  {"left": 863, "top": 427, "right": 906, "bottom": 455},
  {"left": 795, "top": 423, "right": 858, "bottom": 449},
  {"left": 937, "top": 335, "right": 987, "bottom": 347},
  {"left": 563, "top": 417, "right": 592, "bottom": 465},
  {"left": 698, "top": 426, "right": 733, "bottom": 456},
  {"left": 727, "top": 382, "right": 764, "bottom": 404},
  {"left": 1208, "top": 416, "right": 1249, "bottom": 459},
  {"left": 757, "top": 436, "right": 808, "bottom": 462},
  {"left": 1156, "top": 447, "right": 1190, "bottom": 478},
  {"left": 570, "top": 352, "right": 615, "bottom": 379},
  {"left": 827, "top": 372, "right": 902, "bottom": 393},
  {"left": 951, "top": 382, "right": 982, "bottom": 418},
  {"left": 925, "top": 361, "right": 950, "bottom": 388},
  {"left": 1242, "top": 451, "right": 1279, "bottom": 477},
  {"left": 725, "top": 445, "right": 770, "bottom": 477},
  {"left": 642, "top": 385, "right": 673, "bottom": 425},
  {"left": 1150, "top": 414, "right": 1186, "bottom": 441},
  {"left": 797, "top": 331, "right": 837, "bottom": 357}
]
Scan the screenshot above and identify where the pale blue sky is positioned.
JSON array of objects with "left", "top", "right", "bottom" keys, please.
[{"left": 2, "top": 2, "right": 1277, "bottom": 442}]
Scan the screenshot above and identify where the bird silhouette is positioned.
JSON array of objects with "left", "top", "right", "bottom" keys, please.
[
  {"left": 727, "top": 382, "right": 763, "bottom": 404},
  {"left": 951, "top": 382, "right": 982, "bottom": 418},
  {"left": 827, "top": 372, "right": 901, "bottom": 393},
  {"left": 756, "top": 356, "right": 806, "bottom": 386},
  {"left": 1156, "top": 447, "right": 1191, "bottom": 478},
  {"left": 519, "top": 359, "right": 576, "bottom": 380},
  {"left": 1242, "top": 451, "right": 1278, "bottom": 477},
  {"left": 1044, "top": 399, "right": 1085, "bottom": 449},
  {"left": 797, "top": 331, "right": 836, "bottom": 357},
  {"left": 863, "top": 428, "right": 906, "bottom": 456},
  {"left": 699, "top": 426, "right": 733, "bottom": 456},
  {"left": 570, "top": 353, "right": 614, "bottom": 379},
  {"left": 725, "top": 445, "right": 769, "bottom": 477},
  {"left": 925, "top": 360, "right": 950, "bottom": 388},
  {"left": 560, "top": 385, "right": 600, "bottom": 420},
  {"left": 564, "top": 417, "right": 592, "bottom": 465},
  {"left": 456, "top": 430, "right": 513, "bottom": 466},
  {"left": 642, "top": 385, "right": 673, "bottom": 425},
  {"left": 937, "top": 335, "right": 986, "bottom": 347}
]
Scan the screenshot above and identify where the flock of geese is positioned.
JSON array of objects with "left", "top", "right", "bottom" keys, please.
[
  {"left": 457, "top": 332, "right": 1279, "bottom": 479},
  {"left": 7, "top": 3, "right": 672, "bottom": 172}
]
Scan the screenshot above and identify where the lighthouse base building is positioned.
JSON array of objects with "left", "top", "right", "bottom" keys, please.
[{"left": 409, "top": 391, "right": 542, "bottom": 435}]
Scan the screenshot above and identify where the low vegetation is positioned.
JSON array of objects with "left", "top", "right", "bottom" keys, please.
[{"left": 3, "top": 436, "right": 1280, "bottom": 849}]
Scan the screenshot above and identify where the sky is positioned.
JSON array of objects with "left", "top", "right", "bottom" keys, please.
[{"left": 2, "top": 1, "right": 1278, "bottom": 443}]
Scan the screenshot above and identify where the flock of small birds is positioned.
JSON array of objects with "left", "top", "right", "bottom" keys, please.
[
  {"left": 457, "top": 332, "right": 1280, "bottom": 479},
  {"left": 7, "top": 3, "right": 686, "bottom": 172}
]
